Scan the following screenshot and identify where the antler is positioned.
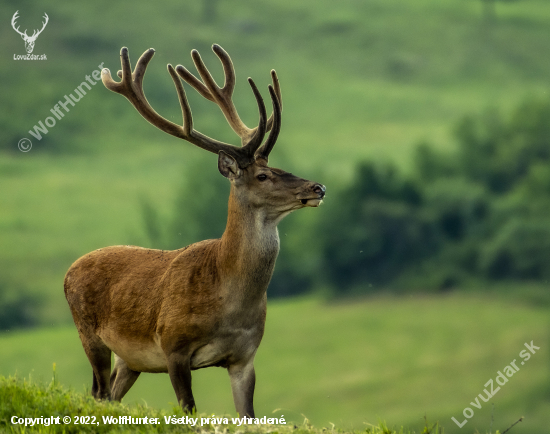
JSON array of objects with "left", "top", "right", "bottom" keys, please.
[
  {"left": 175, "top": 44, "right": 282, "bottom": 145},
  {"left": 31, "top": 13, "right": 49, "bottom": 38},
  {"left": 11, "top": 11, "right": 27, "bottom": 37},
  {"left": 101, "top": 46, "right": 281, "bottom": 167}
]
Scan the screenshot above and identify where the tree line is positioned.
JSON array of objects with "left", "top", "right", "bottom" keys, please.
[
  {"left": 141, "top": 96, "right": 550, "bottom": 297},
  {"left": 3, "top": 96, "right": 550, "bottom": 330}
]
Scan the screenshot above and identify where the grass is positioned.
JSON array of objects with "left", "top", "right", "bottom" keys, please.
[
  {"left": 0, "top": 377, "right": 452, "bottom": 434},
  {"left": 0, "top": 294, "right": 548, "bottom": 433},
  {"left": 0, "top": 375, "right": 310, "bottom": 433}
]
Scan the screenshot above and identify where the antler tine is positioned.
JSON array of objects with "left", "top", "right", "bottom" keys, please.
[
  {"left": 175, "top": 64, "right": 214, "bottom": 102},
  {"left": 103, "top": 48, "right": 179, "bottom": 133},
  {"left": 133, "top": 47, "right": 155, "bottom": 91},
  {"left": 256, "top": 84, "right": 281, "bottom": 161},
  {"left": 214, "top": 46, "right": 281, "bottom": 137},
  {"left": 189, "top": 46, "right": 253, "bottom": 141},
  {"left": 167, "top": 64, "right": 193, "bottom": 137},
  {"left": 212, "top": 44, "right": 236, "bottom": 97},
  {"left": 120, "top": 47, "right": 134, "bottom": 91},
  {"left": 102, "top": 47, "right": 252, "bottom": 167},
  {"left": 266, "top": 70, "right": 282, "bottom": 132},
  {"left": 243, "top": 78, "right": 267, "bottom": 157}
]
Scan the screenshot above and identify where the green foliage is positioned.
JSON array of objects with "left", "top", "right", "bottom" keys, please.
[
  {"left": 435, "top": 97, "right": 550, "bottom": 282},
  {"left": 0, "top": 279, "right": 40, "bottom": 331},
  {"left": 1, "top": 375, "right": 176, "bottom": 433},
  {"left": 480, "top": 216, "right": 550, "bottom": 279},
  {"left": 140, "top": 155, "right": 228, "bottom": 250},
  {"left": 137, "top": 96, "right": 550, "bottom": 294},
  {"left": 321, "top": 162, "right": 438, "bottom": 291},
  {"left": 453, "top": 99, "right": 550, "bottom": 193},
  {"left": 320, "top": 96, "right": 550, "bottom": 292}
]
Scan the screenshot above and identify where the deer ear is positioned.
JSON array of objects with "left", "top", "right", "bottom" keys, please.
[{"left": 218, "top": 151, "right": 242, "bottom": 179}]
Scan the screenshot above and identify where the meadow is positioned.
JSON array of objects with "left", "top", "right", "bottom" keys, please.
[
  {"left": 0, "top": 379, "right": 445, "bottom": 434},
  {"left": 1, "top": 294, "right": 548, "bottom": 433},
  {"left": 2, "top": 0, "right": 550, "bottom": 432}
]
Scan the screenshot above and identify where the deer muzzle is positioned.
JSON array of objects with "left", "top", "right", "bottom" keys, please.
[{"left": 299, "top": 183, "right": 326, "bottom": 207}]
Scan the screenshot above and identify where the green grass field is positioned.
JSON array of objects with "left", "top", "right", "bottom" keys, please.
[
  {"left": 0, "top": 378, "right": 447, "bottom": 434},
  {"left": 2, "top": 0, "right": 550, "bottom": 432},
  {"left": 1, "top": 294, "right": 548, "bottom": 433}
]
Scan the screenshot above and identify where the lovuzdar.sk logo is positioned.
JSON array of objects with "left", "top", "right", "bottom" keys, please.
[{"left": 12, "top": 10, "right": 48, "bottom": 60}]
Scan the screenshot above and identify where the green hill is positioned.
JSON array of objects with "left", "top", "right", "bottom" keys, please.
[
  {"left": 1, "top": 295, "right": 548, "bottom": 433},
  {"left": 0, "top": 377, "right": 450, "bottom": 434}
]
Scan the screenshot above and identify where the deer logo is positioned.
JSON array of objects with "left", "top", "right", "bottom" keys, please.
[{"left": 11, "top": 11, "right": 48, "bottom": 54}]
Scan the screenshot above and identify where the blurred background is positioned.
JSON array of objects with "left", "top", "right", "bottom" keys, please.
[{"left": 1, "top": 0, "right": 549, "bottom": 432}]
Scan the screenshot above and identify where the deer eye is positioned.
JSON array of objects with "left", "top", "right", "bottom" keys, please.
[{"left": 257, "top": 174, "right": 268, "bottom": 181}]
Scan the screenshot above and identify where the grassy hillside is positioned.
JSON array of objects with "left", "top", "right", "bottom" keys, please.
[
  {"left": 0, "top": 378, "right": 450, "bottom": 434},
  {"left": 1, "top": 294, "right": 548, "bottom": 433}
]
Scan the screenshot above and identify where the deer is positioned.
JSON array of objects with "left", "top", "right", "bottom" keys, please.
[
  {"left": 64, "top": 45, "right": 326, "bottom": 418},
  {"left": 11, "top": 11, "right": 49, "bottom": 54}
]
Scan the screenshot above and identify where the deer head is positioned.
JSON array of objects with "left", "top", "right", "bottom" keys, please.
[
  {"left": 101, "top": 45, "right": 325, "bottom": 222},
  {"left": 12, "top": 11, "right": 49, "bottom": 54}
]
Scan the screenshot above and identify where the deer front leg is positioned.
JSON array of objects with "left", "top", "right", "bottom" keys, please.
[
  {"left": 228, "top": 360, "right": 256, "bottom": 418},
  {"left": 167, "top": 353, "right": 196, "bottom": 413}
]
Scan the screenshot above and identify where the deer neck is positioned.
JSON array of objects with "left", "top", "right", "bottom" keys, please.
[{"left": 219, "top": 187, "right": 280, "bottom": 295}]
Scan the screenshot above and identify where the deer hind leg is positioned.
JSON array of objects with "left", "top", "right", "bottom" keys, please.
[
  {"left": 80, "top": 333, "right": 112, "bottom": 400},
  {"left": 228, "top": 360, "right": 256, "bottom": 418},
  {"left": 110, "top": 354, "right": 141, "bottom": 401},
  {"left": 167, "top": 352, "right": 196, "bottom": 413}
]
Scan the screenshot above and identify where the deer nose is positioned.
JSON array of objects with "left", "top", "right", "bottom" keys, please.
[{"left": 313, "top": 184, "right": 326, "bottom": 198}]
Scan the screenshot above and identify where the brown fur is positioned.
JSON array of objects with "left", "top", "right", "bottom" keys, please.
[
  {"left": 65, "top": 161, "right": 325, "bottom": 416},
  {"left": 65, "top": 45, "right": 325, "bottom": 417}
]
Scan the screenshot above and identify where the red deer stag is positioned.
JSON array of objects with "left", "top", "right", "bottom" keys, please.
[{"left": 64, "top": 45, "right": 325, "bottom": 417}]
